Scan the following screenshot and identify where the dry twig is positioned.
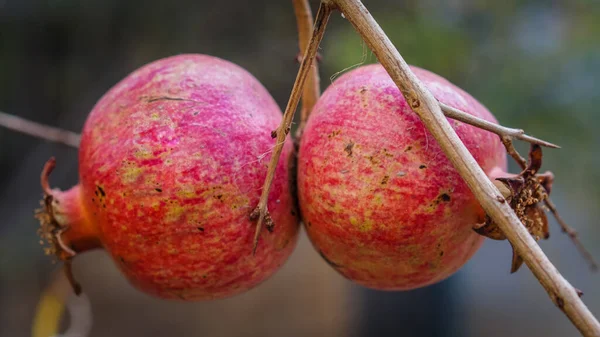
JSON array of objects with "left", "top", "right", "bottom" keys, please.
[
  {"left": 329, "top": 0, "right": 600, "bottom": 335},
  {"left": 0, "top": 110, "right": 80, "bottom": 148},
  {"left": 250, "top": 1, "right": 333, "bottom": 253},
  {"left": 441, "top": 103, "right": 559, "bottom": 148}
]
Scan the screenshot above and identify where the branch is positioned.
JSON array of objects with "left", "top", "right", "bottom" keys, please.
[
  {"left": 0, "top": 110, "right": 80, "bottom": 148},
  {"left": 330, "top": 0, "right": 600, "bottom": 335},
  {"left": 293, "top": 0, "right": 322, "bottom": 137},
  {"left": 250, "top": 1, "right": 333, "bottom": 253},
  {"left": 545, "top": 198, "right": 599, "bottom": 272},
  {"left": 441, "top": 103, "right": 559, "bottom": 148},
  {"left": 32, "top": 268, "right": 92, "bottom": 337}
]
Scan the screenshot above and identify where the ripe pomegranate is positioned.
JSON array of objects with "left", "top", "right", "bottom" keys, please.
[
  {"left": 38, "top": 54, "right": 299, "bottom": 300},
  {"left": 297, "top": 64, "right": 507, "bottom": 290}
]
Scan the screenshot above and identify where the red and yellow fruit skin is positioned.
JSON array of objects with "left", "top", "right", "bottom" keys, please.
[
  {"left": 297, "top": 64, "right": 507, "bottom": 290},
  {"left": 73, "top": 54, "right": 298, "bottom": 300}
]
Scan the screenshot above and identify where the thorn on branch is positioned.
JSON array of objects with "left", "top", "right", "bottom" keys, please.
[{"left": 439, "top": 103, "right": 560, "bottom": 149}]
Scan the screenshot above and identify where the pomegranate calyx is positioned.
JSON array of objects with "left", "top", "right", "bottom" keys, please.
[
  {"left": 35, "top": 157, "right": 82, "bottom": 295},
  {"left": 474, "top": 145, "right": 554, "bottom": 273}
]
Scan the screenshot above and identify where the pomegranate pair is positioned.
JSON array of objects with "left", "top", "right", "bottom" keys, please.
[{"left": 38, "top": 54, "right": 506, "bottom": 300}]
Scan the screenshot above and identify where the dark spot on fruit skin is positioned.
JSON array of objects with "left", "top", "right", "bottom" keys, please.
[
  {"left": 319, "top": 250, "right": 342, "bottom": 268},
  {"left": 344, "top": 142, "right": 355, "bottom": 157},
  {"left": 271, "top": 130, "right": 277, "bottom": 138},
  {"left": 155, "top": 188, "right": 163, "bottom": 192},
  {"left": 215, "top": 194, "right": 223, "bottom": 200},
  {"left": 381, "top": 175, "right": 390, "bottom": 185},
  {"left": 440, "top": 251, "right": 444, "bottom": 257},
  {"left": 308, "top": 222, "right": 312, "bottom": 227},
  {"left": 431, "top": 193, "right": 452, "bottom": 207},
  {"left": 405, "top": 145, "right": 412, "bottom": 152},
  {"left": 197, "top": 227, "right": 204, "bottom": 232},
  {"left": 97, "top": 186, "right": 106, "bottom": 197},
  {"left": 119, "top": 256, "right": 126, "bottom": 263},
  {"left": 328, "top": 130, "right": 341, "bottom": 139},
  {"left": 368, "top": 156, "right": 379, "bottom": 165},
  {"left": 419, "top": 164, "right": 427, "bottom": 169}
]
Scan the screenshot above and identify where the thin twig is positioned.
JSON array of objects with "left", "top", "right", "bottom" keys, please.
[
  {"left": 0, "top": 110, "right": 80, "bottom": 148},
  {"left": 330, "top": 0, "right": 600, "bottom": 335},
  {"left": 250, "top": 2, "right": 333, "bottom": 253},
  {"left": 441, "top": 103, "right": 559, "bottom": 148},
  {"left": 501, "top": 135, "right": 528, "bottom": 168},
  {"left": 293, "top": 0, "right": 321, "bottom": 137},
  {"left": 501, "top": 136, "right": 599, "bottom": 272},
  {"left": 545, "top": 198, "right": 599, "bottom": 271}
]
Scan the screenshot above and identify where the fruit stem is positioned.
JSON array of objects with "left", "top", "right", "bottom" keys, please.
[
  {"left": 36, "top": 158, "right": 101, "bottom": 294},
  {"left": 293, "top": 0, "right": 322, "bottom": 138},
  {"left": 250, "top": 1, "right": 333, "bottom": 253},
  {"left": 0, "top": 110, "right": 80, "bottom": 148},
  {"left": 329, "top": 0, "right": 600, "bottom": 335}
]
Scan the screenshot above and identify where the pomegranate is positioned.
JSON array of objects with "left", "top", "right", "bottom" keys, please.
[
  {"left": 38, "top": 54, "right": 299, "bottom": 300},
  {"left": 297, "top": 64, "right": 507, "bottom": 290}
]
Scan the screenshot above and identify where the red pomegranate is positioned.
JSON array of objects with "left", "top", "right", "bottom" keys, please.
[
  {"left": 38, "top": 54, "right": 299, "bottom": 300},
  {"left": 297, "top": 64, "right": 507, "bottom": 290}
]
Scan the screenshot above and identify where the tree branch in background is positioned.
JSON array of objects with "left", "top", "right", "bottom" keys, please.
[
  {"left": 31, "top": 269, "right": 92, "bottom": 337},
  {"left": 293, "top": 0, "right": 322, "bottom": 137},
  {"left": 0, "top": 110, "right": 80, "bottom": 148},
  {"left": 329, "top": 0, "right": 600, "bottom": 335}
]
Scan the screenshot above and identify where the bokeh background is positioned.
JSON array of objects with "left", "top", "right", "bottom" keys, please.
[{"left": 1, "top": 0, "right": 599, "bottom": 336}]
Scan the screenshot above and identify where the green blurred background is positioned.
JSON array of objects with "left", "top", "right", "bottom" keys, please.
[{"left": 1, "top": 0, "right": 599, "bottom": 336}]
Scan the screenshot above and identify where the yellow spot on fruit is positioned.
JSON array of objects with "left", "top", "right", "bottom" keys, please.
[
  {"left": 177, "top": 188, "right": 196, "bottom": 199},
  {"left": 165, "top": 204, "right": 186, "bottom": 223},
  {"left": 359, "top": 218, "right": 373, "bottom": 232},
  {"left": 134, "top": 147, "right": 152, "bottom": 159},
  {"left": 121, "top": 166, "right": 143, "bottom": 184}
]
